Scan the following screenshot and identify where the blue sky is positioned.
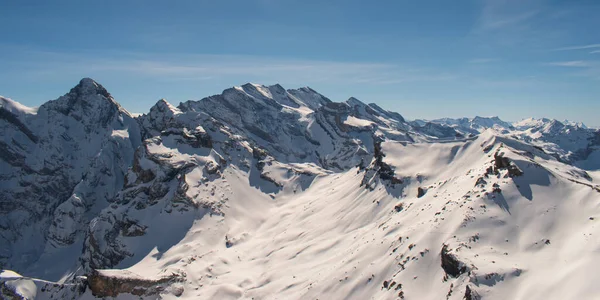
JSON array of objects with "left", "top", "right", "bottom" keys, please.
[{"left": 1, "top": 0, "right": 599, "bottom": 125}]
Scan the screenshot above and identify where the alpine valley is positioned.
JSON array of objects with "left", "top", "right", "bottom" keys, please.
[{"left": 1, "top": 78, "right": 599, "bottom": 300}]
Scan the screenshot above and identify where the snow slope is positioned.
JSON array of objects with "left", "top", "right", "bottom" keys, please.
[{"left": 1, "top": 79, "right": 599, "bottom": 300}]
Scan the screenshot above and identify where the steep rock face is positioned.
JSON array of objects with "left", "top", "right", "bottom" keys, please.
[
  {"left": 179, "top": 86, "right": 317, "bottom": 163},
  {"left": 80, "top": 128, "right": 226, "bottom": 270},
  {"left": 0, "top": 79, "right": 141, "bottom": 278},
  {"left": 137, "top": 99, "right": 183, "bottom": 139},
  {"left": 360, "top": 138, "right": 405, "bottom": 190}
]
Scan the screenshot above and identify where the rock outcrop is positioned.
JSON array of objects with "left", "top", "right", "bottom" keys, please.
[
  {"left": 441, "top": 244, "right": 467, "bottom": 278},
  {"left": 87, "top": 269, "right": 183, "bottom": 297},
  {"left": 493, "top": 150, "right": 523, "bottom": 177},
  {"left": 464, "top": 284, "right": 481, "bottom": 300}
]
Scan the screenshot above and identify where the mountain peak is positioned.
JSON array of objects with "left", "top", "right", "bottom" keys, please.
[
  {"left": 78, "top": 77, "right": 98, "bottom": 87},
  {"left": 70, "top": 78, "right": 111, "bottom": 99},
  {"left": 346, "top": 97, "right": 365, "bottom": 106},
  {"left": 286, "top": 86, "right": 332, "bottom": 110},
  {"left": 563, "top": 119, "right": 587, "bottom": 129},
  {"left": 240, "top": 82, "right": 261, "bottom": 89},
  {"left": 151, "top": 98, "right": 180, "bottom": 115},
  {"left": 38, "top": 77, "right": 124, "bottom": 127}
]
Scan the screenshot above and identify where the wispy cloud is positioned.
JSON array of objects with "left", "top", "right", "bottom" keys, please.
[
  {"left": 546, "top": 61, "right": 591, "bottom": 67},
  {"left": 590, "top": 50, "right": 600, "bottom": 54},
  {"left": 544, "top": 60, "right": 600, "bottom": 81},
  {"left": 552, "top": 44, "right": 600, "bottom": 51},
  {"left": 480, "top": 11, "right": 539, "bottom": 31},
  {"left": 476, "top": 0, "right": 540, "bottom": 32},
  {"left": 471, "top": 76, "right": 541, "bottom": 88},
  {"left": 3, "top": 49, "right": 458, "bottom": 86},
  {"left": 468, "top": 58, "right": 499, "bottom": 64}
]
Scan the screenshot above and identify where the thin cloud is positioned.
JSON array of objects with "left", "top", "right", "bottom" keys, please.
[
  {"left": 5, "top": 49, "right": 458, "bottom": 86},
  {"left": 469, "top": 58, "right": 499, "bottom": 64},
  {"left": 552, "top": 44, "right": 600, "bottom": 51},
  {"left": 475, "top": 0, "right": 540, "bottom": 32},
  {"left": 480, "top": 10, "right": 539, "bottom": 30},
  {"left": 546, "top": 61, "right": 591, "bottom": 67},
  {"left": 545, "top": 60, "right": 600, "bottom": 81},
  {"left": 590, "top": 50, "right": 600, "bottom": 54}
]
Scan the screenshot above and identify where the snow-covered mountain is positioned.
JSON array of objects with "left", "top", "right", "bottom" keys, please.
[
  {"left": 413, "top": 116, "right": 514, "bottom": 136},
  {"left": 511, "top": 118, "right": 599, "bottom": 169},
  {"left": 423, "top": 116, "right": 600, "bottom": 170},
  {"left": 1, "top": 79, "right": 599, "bottom": 300},
  {"left": 0, "top": 79, "right": 141, "bottom": 280}
]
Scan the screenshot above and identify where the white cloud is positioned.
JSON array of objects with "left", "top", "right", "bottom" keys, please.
[
  {"left": 546, "top": 61, "right": 591, "bottom": 67},
  {"left": 476, "top": 0, "right": 540, "bottom": 32},
  {"left": 468, "top": 58, "right": 499, "bottom": 64},
  {"left": 7, "top": 49, "right": 458, "bottom": 86},
  {"left": 552, "top": 44, "right": 600, "bottom": 51},
  {"left": 481, "top": 11, "right": 539, "bottom": 30},
  {"left": 544, "top": 60, "right": 600, "bottom": 81}
]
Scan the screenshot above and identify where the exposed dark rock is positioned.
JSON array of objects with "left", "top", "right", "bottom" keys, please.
[
  {"left": 182, "top": 128, "right": 212, "bottom": 148},
  {"left": 493, "top": 151, "right": 523, "bottom": 177},
  {"left": 464, "top": 284, "right": 481, "bottom": 300},
  {"left": 87, "top": 269, "right": 183, "bottom": 298},
  {"left": 394, "top": 203, "right": 404, "bottom": 212},
  {"left": 120, "top": 219, "right": 147, "bottom": 237},
  {"left": 367, "top": 138, "right": 402, "bottom": 184},
  {"left": 132, "top": 148, "right": 155, "bottom": 184},
  {"left": 252, "top": 147, "right": 268, "bottom": 160},
  {"left": 494, "top": 152, "right": 511, "bottom": 170},
  {"left": 492, "top": 183, "right": 501, "bottom": 193},
  {"left": 83, "top": 222, "right": 133, "bottom": 270},
  {"left": 0, "top": 141, "right": 27, "bottom": 168},
  {"left": 507, "top": 164, "right": 524, "bottom": 177},
  {"left": 475, "top": 177, "right": 487, "bottom": 187},
  {"left": 441, "top": 244, "right": 467, "bottom": 278},
  {"left": 417, "top": 187, "right": 426, "bottom": 198}
]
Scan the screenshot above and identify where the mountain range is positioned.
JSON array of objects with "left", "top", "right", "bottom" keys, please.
[{"left": 1, "top": 78, "right": 599, "bottom": 299}]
